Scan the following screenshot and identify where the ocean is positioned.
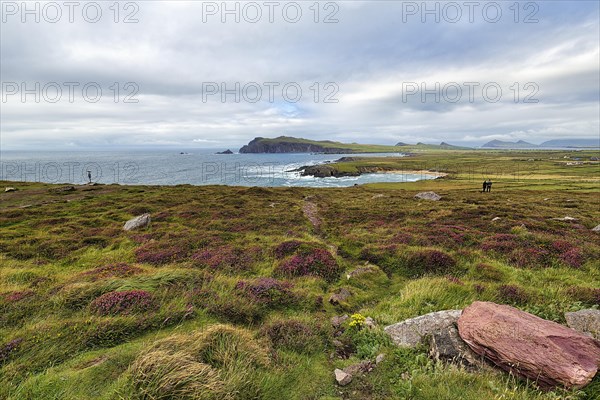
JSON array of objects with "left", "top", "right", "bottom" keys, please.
[{"left": 0, "top": 150, "right": 437, "bottom": 188}]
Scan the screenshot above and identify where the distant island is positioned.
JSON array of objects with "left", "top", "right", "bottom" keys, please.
[
  {"left": 239, "top": 136, "right": 402, "bottom": 154},
  {"left": 239, "top": 136, "right": 471, "bottom": 154},
  {"left": 482, "top": 139, "right": 599, "bottom": 149},
  {"left": 216, "top": 149, "right": 234, "bottom": 154}
]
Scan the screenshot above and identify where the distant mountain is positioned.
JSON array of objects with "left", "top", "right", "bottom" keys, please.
[
  {"left": 482, "top": 138, "right": 599, "bottom": 149},
  {"left": 395, "top": 141, "right": 470, "bottom": 149},
  {"left": 539, "top": 139, "right": 599, "bottom": 148},
  {"left": 482, "top": 140, "right": 537, "bottom": 149}
]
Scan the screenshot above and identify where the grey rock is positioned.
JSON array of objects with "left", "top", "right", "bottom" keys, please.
[
  {"left": 364, "top": 317, "right": 376, "bottom": 328},
  {"left": 554, "top": 216, "right": 578, "bottom": 221},
  {"left": 384, "top": 309, "right": 462, "bottom": 347},
  {"left": 346, "top": 265, "right": 379, "bottom": 279},
  {"left": 429, "top": 324, "right": 489, "bottom": 371},
  {"left": 329, "top": 288, "right": 352, "bottom": 305},
  {"left": 331, "top": 314, "right": 349, "bottom": 328},
  {"left": 124, "top": 213, "right": 151, "bottom": 231},
  {"left": 592, "top": 225, "right": 600, "bottom": 232},
  {"left": 343, "top": 360, "right": 374, "bottom": 375},
  {"left": 334, "top": 368, "right": 352, "bottom": 386},
  {"left": 565, "top": 309, "right": 600, "bottom": 339},
  {"left": 414, "top": 191, "right": 441, "bottom": 201},
  {"left": 4, "top": 187, "right": 17, "bottom": 192},
  {"left": 375, "top": 353, "right": 385, "bottom": 364}
]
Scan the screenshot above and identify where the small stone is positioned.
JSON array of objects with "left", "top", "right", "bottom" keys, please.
[
  {"left": 346, "top": 265, "right": 378, "bottom": 279},
  {"left": 343, "top": 360, "right": 373, "bottom": 375},
  {"left": 124, "top": 213, "right": 151, "bottom": 231},
  {"left": 329, "top": 288, "right": 352, "bottom": 305},
  {"left": 565, "top": 309, "right": 600, "bottom": 339},
  {"left": 4, "top": 187, "right": 17, "bottom": 192},
  {"left": 364, "top": 317, "right": 376, "bottom": 328},
  {"left": 375, "top": 353, "right": 385, "bottom": 364},
  {"left": 554, "top": 216, "right": 578, "bottom": 221},
  {"left": 331, "top": 314, "right": 349, "bottom": 328},
  {"left": 491, "top": 217, "right": 501, "bottom": 221},
  {"left": 334, "top": 369, "right": 352, "bottom": 386},
  {"left": 414, "top": 191, "right": 441, "bottom": 201},
  {"left": 592, "top": 225, "right": 600, "bottom": 232}
]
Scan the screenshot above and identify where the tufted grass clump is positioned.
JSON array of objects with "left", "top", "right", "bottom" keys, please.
[
  {"left": 79, "top": 262, "right": 143, "bottom": 280},
  {"left": 260, "top": 319, "right": 325, "bottom": 354},
  {"left": 128, "top": 324, "right": 269, "bottom": 399}
]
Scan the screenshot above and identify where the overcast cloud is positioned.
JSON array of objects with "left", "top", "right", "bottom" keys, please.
[{"left": 1, "top": 0, "right": 599, "bottom": 150}]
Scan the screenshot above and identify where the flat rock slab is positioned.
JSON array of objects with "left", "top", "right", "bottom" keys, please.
[
  {"left": 414, "top": 191, "right": 441, "bottom": 201},
  {"left": 458, "top": 301, "right": 600, "bottom": 389},
  {"left": 384, "top": 309, "right": 462, "bottom": 347},
  {"left": 565, "top": 309, "right": 600, "bottom": 339},
  {"left": 124, "top": 213, "right": 151, "bottom": 231}
]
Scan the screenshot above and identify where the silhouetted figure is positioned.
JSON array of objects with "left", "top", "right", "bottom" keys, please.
[
  {"left": 482, "top": 180, "right": 487, "bottom": 192},
  {"left": 87, "top": 170, "right": 92, "bottom": 184},
  {"left": 487, "top": 180, "right": 492, "bottom": 192}
]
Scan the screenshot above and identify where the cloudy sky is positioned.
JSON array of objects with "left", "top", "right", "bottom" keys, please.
[{"left": 1, "top": 0, "right": 599, "bottom": 150}]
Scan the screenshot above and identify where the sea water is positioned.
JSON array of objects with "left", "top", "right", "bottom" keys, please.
[{"left": 0, "top": 150, "right": 437, "bottom": 188}]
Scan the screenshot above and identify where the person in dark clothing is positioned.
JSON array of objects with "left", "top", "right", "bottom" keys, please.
[
  {"left": 482, "top": 180, "right": 487, "bottom": 192},
  {"left": 487, "top": 180, "right": 492, "bottom": 192},
  {"left": 87, "top": 170, "right": 92, "bottom": 184}
]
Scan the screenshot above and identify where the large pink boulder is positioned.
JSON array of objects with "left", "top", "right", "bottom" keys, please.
[{"left": 458, "top": 301, "right": 600, "bottom": 389}]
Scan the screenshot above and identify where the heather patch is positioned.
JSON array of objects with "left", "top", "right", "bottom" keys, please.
[
  {"left": 277, "top": 247, "right": 341, "bottom": 282},
  {"left": 497, "top": 284, "right": 530, "bottom": 305},
  {"left": 191, "top": 245, "right": 258, "bottom": 273},
  {"left": 235, "top": 278, "right": 295, "bottom": 306},
  {"left": 406, "top": 250, "right": 458, "bottom": 277},
  {"left": 89, "top": 290, "right": 158, "bottom": 316},
  {"left": 135, "top": 241, "right": 190, "bottom": 265}
]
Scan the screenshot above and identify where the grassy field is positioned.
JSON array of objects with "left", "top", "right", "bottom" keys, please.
[{"left": 1, "top": 149, "right": 599, "bottom": 399}]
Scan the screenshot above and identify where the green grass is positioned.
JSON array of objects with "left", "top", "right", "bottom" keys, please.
[{"left": 1, "top": 148, "right": 599, "bottom": 399}]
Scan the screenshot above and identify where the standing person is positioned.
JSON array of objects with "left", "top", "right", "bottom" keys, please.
[
  {"left": 487, "top": 179, "right": 492, "bottom": 192},
  {"left": 87, "top": 170, "right": 92, "bottom": 184},
  {"left": 482, "top": 180, "right": 487, "bottom": 192}
]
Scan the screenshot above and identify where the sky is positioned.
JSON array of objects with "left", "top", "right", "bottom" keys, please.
[{"left": 1, "top": 0, "right": 599, "bottom": 150}]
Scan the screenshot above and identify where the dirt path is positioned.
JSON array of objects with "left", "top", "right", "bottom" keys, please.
[{"left": 302, "top": 200, "right": 321, "bottom": 230}]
